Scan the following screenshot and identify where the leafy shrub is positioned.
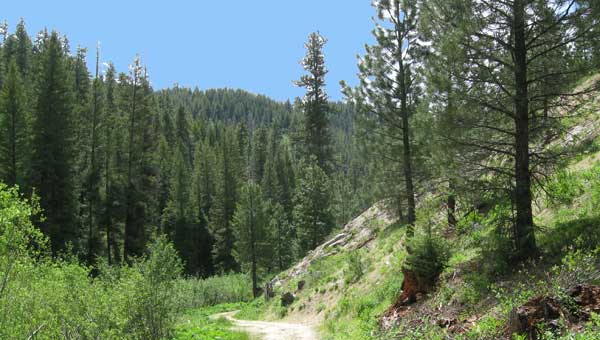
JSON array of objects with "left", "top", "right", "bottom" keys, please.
[
  {"left": 121, "top": 235, "right": 183, "bottom": 339},
  {"left": 173, "top": 273, "right": 252, "bottom": 311},
  {"left": 0, "top": 184, "right": 186, "bottom": 339},
  {"left": 551, "top": 248, "right": 600, "bottom": 290},
  {"left": 544, "top": 170, "right": 583, "bottom": 207}
]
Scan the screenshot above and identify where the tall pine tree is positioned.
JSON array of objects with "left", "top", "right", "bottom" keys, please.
[{"left": 31, "top": 31, "right": 77, "bottom": 254}]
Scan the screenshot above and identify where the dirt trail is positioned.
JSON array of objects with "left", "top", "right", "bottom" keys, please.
[{"left": 212, "top": 311, "right": 317, "bottom": 340}]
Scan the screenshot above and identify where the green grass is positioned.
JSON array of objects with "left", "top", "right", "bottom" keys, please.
[{"left": 173, "top": 303, "right": 253, "bottom": 340}]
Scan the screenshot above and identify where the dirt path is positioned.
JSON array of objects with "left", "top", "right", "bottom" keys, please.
[{"left": 212, "top": 311, "right": 318, "bottom": 340}]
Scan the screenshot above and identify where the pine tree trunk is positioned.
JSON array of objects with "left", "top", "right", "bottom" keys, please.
[
  {"left": 397, "top": 46, "right": 416, "bottom": 234},
  {"left": 513, "top": 0, "right": 537, "bottom": 260}
]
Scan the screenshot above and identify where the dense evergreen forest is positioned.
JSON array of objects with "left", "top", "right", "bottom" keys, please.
[
  {"left": 0, "top": 22, "right": 372, "bottom": 279},
  {"left": 2, "top": 0, "right": 600, "bottom": 339}
]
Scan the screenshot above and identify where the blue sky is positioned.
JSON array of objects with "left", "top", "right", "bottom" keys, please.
[{"left": 3, "top": 1, "right": 375, "bottom": 101}]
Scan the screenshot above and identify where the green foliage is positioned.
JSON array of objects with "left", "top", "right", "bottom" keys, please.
[
  {"left": 0, "top": 186, "right": 188, "bottom": 339},
  {"left": 544, "top": 170, "right": 584, "bottom": 207},
  {"left": 0, "top": 59, "right": 29, "bottom": 189},
  {"left": 471, "top": 202, "right": 517, "bottom": 275},
  {"left": 404, "top": 231, "right": 450, "bottom": 285},
  {"left": 122, "top": 236, "right": 183, "bottom": 339},
  {"left": 293, "top": 157, "right": 334, "bottom": 253},
  {"left": 344, "top": 249, "right": 366, "bottom": 285},
  {"left": 542, "top": 216, "right": 600, "bottom": 258},
  {"left": 173, "top": 304, "right": 251, "bottom": 340},
  {"left": 174, "top": 273, "right": 253, "bottom": 311}
]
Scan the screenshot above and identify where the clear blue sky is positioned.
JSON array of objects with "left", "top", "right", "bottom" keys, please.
[{"left": 3, "top": 1, "right": 375, "bottom": 101}]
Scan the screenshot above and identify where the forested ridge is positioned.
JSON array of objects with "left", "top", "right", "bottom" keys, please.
[
  {"left": 2, "top": 0, "right": 600, "bottom": 339},
  {"left": 0, "top": 22, "right": 372, "bottom": 279}
]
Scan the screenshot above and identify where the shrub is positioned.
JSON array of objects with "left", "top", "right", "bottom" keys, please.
[
  {"left": 344, "top": 250, "right": 365, "bottom": 284},
  {"left": 544, "top": 170, "right": 583, "bottom": 207},
  {"left": 173, "top": 273, "right": 252, "bottom": 311},
  {"left": 122, "top": 235, "right": 183, "bottom": 339},
  {"left": 404, "top": 232, "right": 450, "bottom": 285},
  {"left": 0, "top": 184, "right": 187, "bottom": 339},
  {"left": 542, "top": 216, "right": 600, "bottom": 258}
]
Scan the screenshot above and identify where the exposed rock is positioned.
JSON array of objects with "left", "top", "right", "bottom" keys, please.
[
  {"left": 269, "top": 203, "right": 394, "bottom": 288},
  {"left": 281, "top": 292, "right": 295, "bottom": 307}
]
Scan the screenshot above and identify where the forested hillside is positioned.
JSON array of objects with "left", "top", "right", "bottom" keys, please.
[
  {"left": 0, "top": 22, "right": 372, "bottom": 279},
  {"left": 2, "top": 0, "right": 600, "bottom": 339}
]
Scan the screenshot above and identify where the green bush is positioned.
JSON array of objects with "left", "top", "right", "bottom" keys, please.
[
  {"left": 0, "top": 184, "right": 186, "bottom": 339},
  {"left": 344, "top": 249, "right": 365, "bottom": 285},
  {"left": 121, "top": 236, "right": 183, "bottom": 339},
  {"left": 542, "top": 216, "right": 600, "bottom": 258},
  {"left": 173, "top": 273, "right": 253, "bottom": 311},
  {"left": 473, "top": 202, "right": 516, "bottom": 275},
  {"left": 544, "top": 170, "right": 583, "bottom": 207},
  {"left": 404, "top": 232, "right": 450, "bottom": 285}
]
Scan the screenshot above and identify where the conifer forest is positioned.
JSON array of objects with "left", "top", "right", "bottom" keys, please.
[{"left": 1, "top": 1, "right": 600, "bottom": 339}]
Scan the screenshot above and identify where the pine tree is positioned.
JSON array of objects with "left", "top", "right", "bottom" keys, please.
[
  {"left": 31, "top": 31, "right": 78, "bottom": 254},
  {"left": 432, "top": 0, "right": 599, "bottom": 260},
  {"left": 190, "top": 141, "right": 215, "bottom": 276},
  {"left": 342, "top": 0, "right": 424, "bottom": 234},
  {"left": 269, "top": 201, "right": 294, "bottom": 271},
  {"left": 123, "top": 56, "right": 157, "bottom": 262},
  {"left": 85, "top": 44, "right": 103, "bottom": 266},
  {"left": 232, "top": 181, "right": 269, "bottom": 297},
  {"left": 210, "top": 132, "right": 240, "bottom": 273},
  {"left": 294, "top": 32, "right": 332, "bottom": 173},
  {"left": 100, "top": 62, "right": 121, "bottom": 264},
  {"left": 175, "top": 106, "right": 193, "bottom": 165},
  {"left": 0, "top": 59, "right": 29, "bottom": 189},
  {"left": 293, "top": 157, "right": 334, "bottom": 253},
  {"left": 12, "top": 19, "right": 32, "bottom": 79},
  {"left": 162, "top": 146, "right": 197, "bottom": 274}
]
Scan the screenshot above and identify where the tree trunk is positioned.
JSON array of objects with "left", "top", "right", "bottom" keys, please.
[
  {"left": 393, "top": 5, "right": 416, "bottom": 235},
  {"left": 398, "top": 49, "right": 416, "bottom": 234},
  {"left": 513, "top": 0, "right": 537, "bottom": 260},
  {"left": 447, "top": 192, "right": 456, "bottom": 230},
  {"left": 124, "top": 68, "right": 138, "bottom": 264}
]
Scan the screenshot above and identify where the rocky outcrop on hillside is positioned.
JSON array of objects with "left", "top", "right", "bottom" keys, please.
[{"left": 270, "top": 202, "right": 395, "bottom": 288}]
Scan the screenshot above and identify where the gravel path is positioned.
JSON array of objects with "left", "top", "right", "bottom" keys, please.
[{"left": 212, "top": 311, "right": 317, "bottom": 340}]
